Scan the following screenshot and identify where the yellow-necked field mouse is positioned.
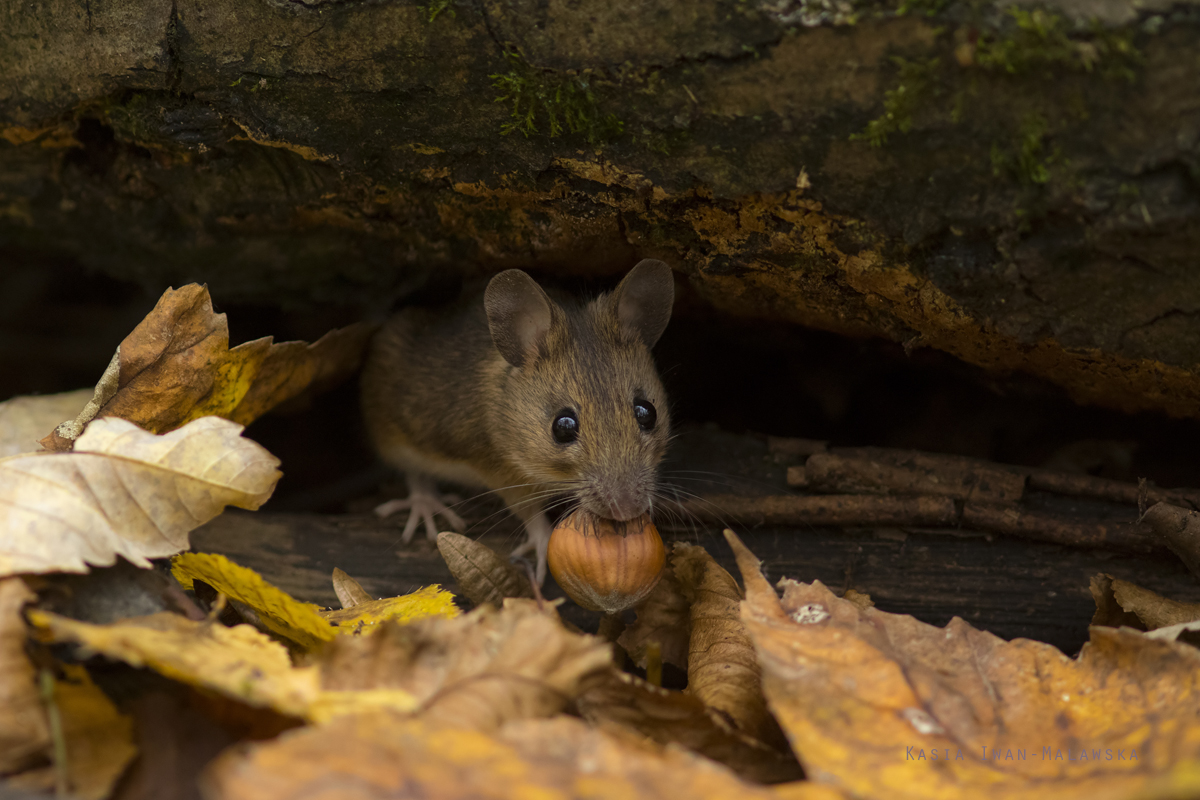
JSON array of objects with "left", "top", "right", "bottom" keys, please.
[{"left": 360, "top": 259, "right": 675, "bottom": 584}]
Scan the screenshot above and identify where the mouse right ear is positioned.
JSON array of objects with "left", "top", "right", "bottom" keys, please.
[{"left": 485, "top": 270, "right": 556, "bottom": 368}]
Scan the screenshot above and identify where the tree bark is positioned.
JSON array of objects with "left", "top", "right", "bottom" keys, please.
[{"left": 2, "top": 0, "right": 1199, "bottom": 416}]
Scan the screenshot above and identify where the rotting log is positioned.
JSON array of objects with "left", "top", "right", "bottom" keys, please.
[{"left": 3, "top": 0, "right": 1200, "bottom": 418}]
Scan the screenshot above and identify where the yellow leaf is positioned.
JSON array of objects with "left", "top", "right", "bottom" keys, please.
[
  {"left": 7, "top": 666, "right": 137, "bottom": 800},
  {"left": 172, "top": 552, "right": 335, "bottom": 650},
  {"left": 0, "top": 416, "right": 280, "bottom": 578},
  {"left": 320, "top": 584, "right": 459, "bottom": 633},
  {"left": 27, "top": 610, "right": 418, "bottom": 724},
  {"left": 172, "top": 553, "right": 459, "bottom": 649}
]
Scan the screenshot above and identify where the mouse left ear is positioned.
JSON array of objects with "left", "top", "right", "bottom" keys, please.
[
  {"left": 611, "top": 259, "right": 674, "bottom": 349},
  {"left": 485, "top": 270, "right": 558, "bottom": 368}
]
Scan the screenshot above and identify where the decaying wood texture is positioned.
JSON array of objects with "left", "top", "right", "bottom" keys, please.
[
  {"left": 188, "top": 429, "right": 1200, "bottom": 655},
  {"left": 3, "top": 0, "right": 1200, "bottom": 421}
]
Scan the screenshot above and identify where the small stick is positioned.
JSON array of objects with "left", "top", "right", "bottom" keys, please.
[
  {"left": 679, "top": 494, "right": 958, "bottom": 528},
  {"left": 39, "top": 669, "right": 69, "bottom": 798}
]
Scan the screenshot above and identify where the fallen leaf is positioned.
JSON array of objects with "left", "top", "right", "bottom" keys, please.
[
  {"left": 41, "top": 284, "right": 373, "bottom": 449},
  {"left": 0, "top": 389, "right": 95, "bottom": 457},
  {"left": 436, "top": 531, "right": 534, "bottom": 606},
  {"left": 319, "top": 585, "right": 459, "bottom": 634},
  {"left": 576, "top": 667, "right": 804, "bottom": 784},
  {"left": 1141, "top": 502, "right": 1200, "bottom": 580},
  {"left": 319, "top": 598, "right": 611, "bottom": 731},
  {"left": 0, "top": 416, "right": 280, "bottom": 578},
  {"left": 172, "top": 552, "right": 341, "bottom": 650},
  {"left": 618, "top": 559, "right": 690, "bottom": 671},
  {"left": 26, "top": 608, "right": 421, "bottom": 726},
  {"left": 675, "top": 541, "right": 784, "bottom": 749},
  {"left": 171, "top": 553, "right": 458, "bottom": 649},
  {"left": 201, "top": 712, "right": 826, "bottom": 800},
  {"left": 0, "top": 577, "right": 50, "bottom": 772},
  {"left": 1090, "top": 573, "right": 1200, "bottom": 630},
  {"left": 6, "top": 665, "right": 137, "bottom": 800},
  {"left": 726, "top": 529, "right": 1200, "bottom": 800},
  {"left": 332, "top": 568, "right": 372, "bottom": 609}
]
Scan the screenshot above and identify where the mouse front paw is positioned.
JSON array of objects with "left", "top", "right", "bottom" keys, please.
[{"left": 375, "top": 473, "right": 466, "bottom": 542}]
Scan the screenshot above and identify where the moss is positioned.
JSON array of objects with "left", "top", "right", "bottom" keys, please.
[
  {"left": 990, "top": 112, "right": 1058, "bottom": 185},
  {"left": 895, "top": 0, "right": 950, "bottom": 18},
  {"left": 973, "top": 7, "right": 1140, "bottom": 81},
  {"left": 850, "top": 57, "right": 939, "bottom": 147},
  {"left": 418, "top": 0, "right": 455, "bottom": 23},
  {"left": 491, "top": 52, "right": 623, "bottom": 145}
]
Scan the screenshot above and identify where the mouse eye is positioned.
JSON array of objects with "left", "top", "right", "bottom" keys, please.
[
  {"left": 552, "top": 410, "right": 580, "bottom": 444},
  {"left": 634, "top": 400, "right": 657, "bottom": 432}
]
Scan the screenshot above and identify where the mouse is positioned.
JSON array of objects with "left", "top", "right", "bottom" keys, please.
[{"left": 360, "top": 259, "right": 675, "bottom": 584}]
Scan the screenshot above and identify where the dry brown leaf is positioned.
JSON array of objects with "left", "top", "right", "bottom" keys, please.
[
  {"left": 202, "top": 712, "right": 836, "bottom": 800},
  {"left": 320, "top": 598, "right": 611, "bottom": 731},
  {"left": 0, "top": 577, "right": 50, "bottom": 773},
  {"left": 0, "top": 389, "right": 95, "bottom": 457},
  {"left": 1093, "top": 573, "right": 1200, "bottom": 630},
  {"left": 618, "top": 558, "right": 691, "bottom": 671},
  {"left": 332, "top": 568, "right": 372, "bottom": 609},
  {"left": 726, "top": 529, "right": 1200, "bottom": 800},
  {"left": 675, "top": 541, "right": 784, "bottom": 749},
  {"left": 0, "top": 416, "right": 280, "bottom": 577},
  {"left": 6, "top": 666, "right": 137, "bottom": 800},
  {"left": 41, "top": 284, "right": 373, "bottom": 450},
  {"left": 436, "top": 531, "right": 534, "bottom": 606},
  {"left": 576, "top": 667, "right": 803, "bottom": 784}
]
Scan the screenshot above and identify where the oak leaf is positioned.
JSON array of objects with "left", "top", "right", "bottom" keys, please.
[
  {"left": 6, "top": 666, "right": 137, "bottom": 800},
  {"left": 0, "top": 416, "right": 280, "bottom": 577},
  {"left": 41, "top": 284, "right": 373, "bottom": 450},
  {"left": 319, "top": 598, "right": 612, "bottom": 731},
  {"left": 202, "top": 713, "right": 834, "bottom": 800},
  {"left": 726, "top": 529, "right": 1200, "bottom": 800},
  {"left": 171, "top": 552, "right": 458, "bottom": 649}
]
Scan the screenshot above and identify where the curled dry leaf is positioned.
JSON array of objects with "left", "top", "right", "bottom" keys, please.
[
  {"left": 41, "top": 283, "right": 374, "bottom": 450},
  {"left": 202, "top": 713, "right": 833, "bottom": 800},
  {"left": 332, "top": 568, "right": 372, "bottom": 609},
  {"left": 172, "top": 553, "right": 458, "bottom": 649},
  {"left": 436, "top": 531, "right": 533, "bottom": 606},
  {"left": 576, "top": 668, "right": 803, "bottom": 784},
  {"left": 1091, "top": 573, "right": 1200, "bottom": 631},
  {"left": 0, "top": 416, "right": 280, "bottom": 578},
  {"left": 0, "top": 389, "right": 95, "bottom": 457},
  {"left": 618, "top": 559, "right": 691, "bottom": 671},
  {"left": 319, "top": 598, "right": 611, "bottom": 732},
  {"left": 6, "top": 666, "right": 137, "bottom": 800},
  {"left": 675, "top": 540, "right": 784, "bottom": 749},
  {"left": 726, "top": 529, "right": 1200, "bottom": 800},
  {"left": 26, "top": 609, "right": 420, "bottom": 723},
  {"left": 0, "top": 577, "right": 50, "bottom": 772}
]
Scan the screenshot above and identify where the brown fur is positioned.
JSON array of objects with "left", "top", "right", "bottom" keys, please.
[{"left": 360, "top": 261, "right": 673, "bottom": 526}]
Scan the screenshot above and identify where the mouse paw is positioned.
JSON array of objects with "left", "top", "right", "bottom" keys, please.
[
  {"left": 375, "top": 474, "right": 466, "bottom": 543},
  {"left": 510, "top": 514, "right": 552, "bottom": 586}
]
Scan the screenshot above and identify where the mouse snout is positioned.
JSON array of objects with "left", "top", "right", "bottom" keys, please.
[{"left": 583, "top": 479, "right": 648, "bottom": 522}]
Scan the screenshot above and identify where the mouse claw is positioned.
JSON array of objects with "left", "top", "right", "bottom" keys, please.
[{"left": 377, "top": 474, "right": 467, "bottom": 543}]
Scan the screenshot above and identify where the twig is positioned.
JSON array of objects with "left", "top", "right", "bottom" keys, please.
[
  {"left": 678, "top": 494, "right": 958, "bottom": 527},
  {"left": 961, "top": 503, "right": 1152, "bottom": 551},
  {"left": 801, "top": 452, "right": 1026, "bottom": 504},
  {"left": 1140, "top": 502, "right": 1200, "bottom": 579},
  {"left": 39, "top": 669, "right": 69, "bottom": 798}
]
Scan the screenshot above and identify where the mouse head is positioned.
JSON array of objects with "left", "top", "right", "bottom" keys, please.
[{"left": 484, "top": 259, "right": 674, "bottom": 522}]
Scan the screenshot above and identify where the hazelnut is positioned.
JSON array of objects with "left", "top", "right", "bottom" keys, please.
[{"left": 547, "top": 510, "right": 665, "bottom": 613}]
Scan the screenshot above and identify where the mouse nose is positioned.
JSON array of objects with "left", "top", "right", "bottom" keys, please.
[{"left": 602, "top": 485, "right": 645, "bottom": 521}]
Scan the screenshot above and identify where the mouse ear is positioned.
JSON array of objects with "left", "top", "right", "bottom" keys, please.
[
  {"left": 611, "top": 259, "right": 674, "bottom": 349},
  {"left": 485, "top": 270, "right": 556, "bottom": 368}
]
